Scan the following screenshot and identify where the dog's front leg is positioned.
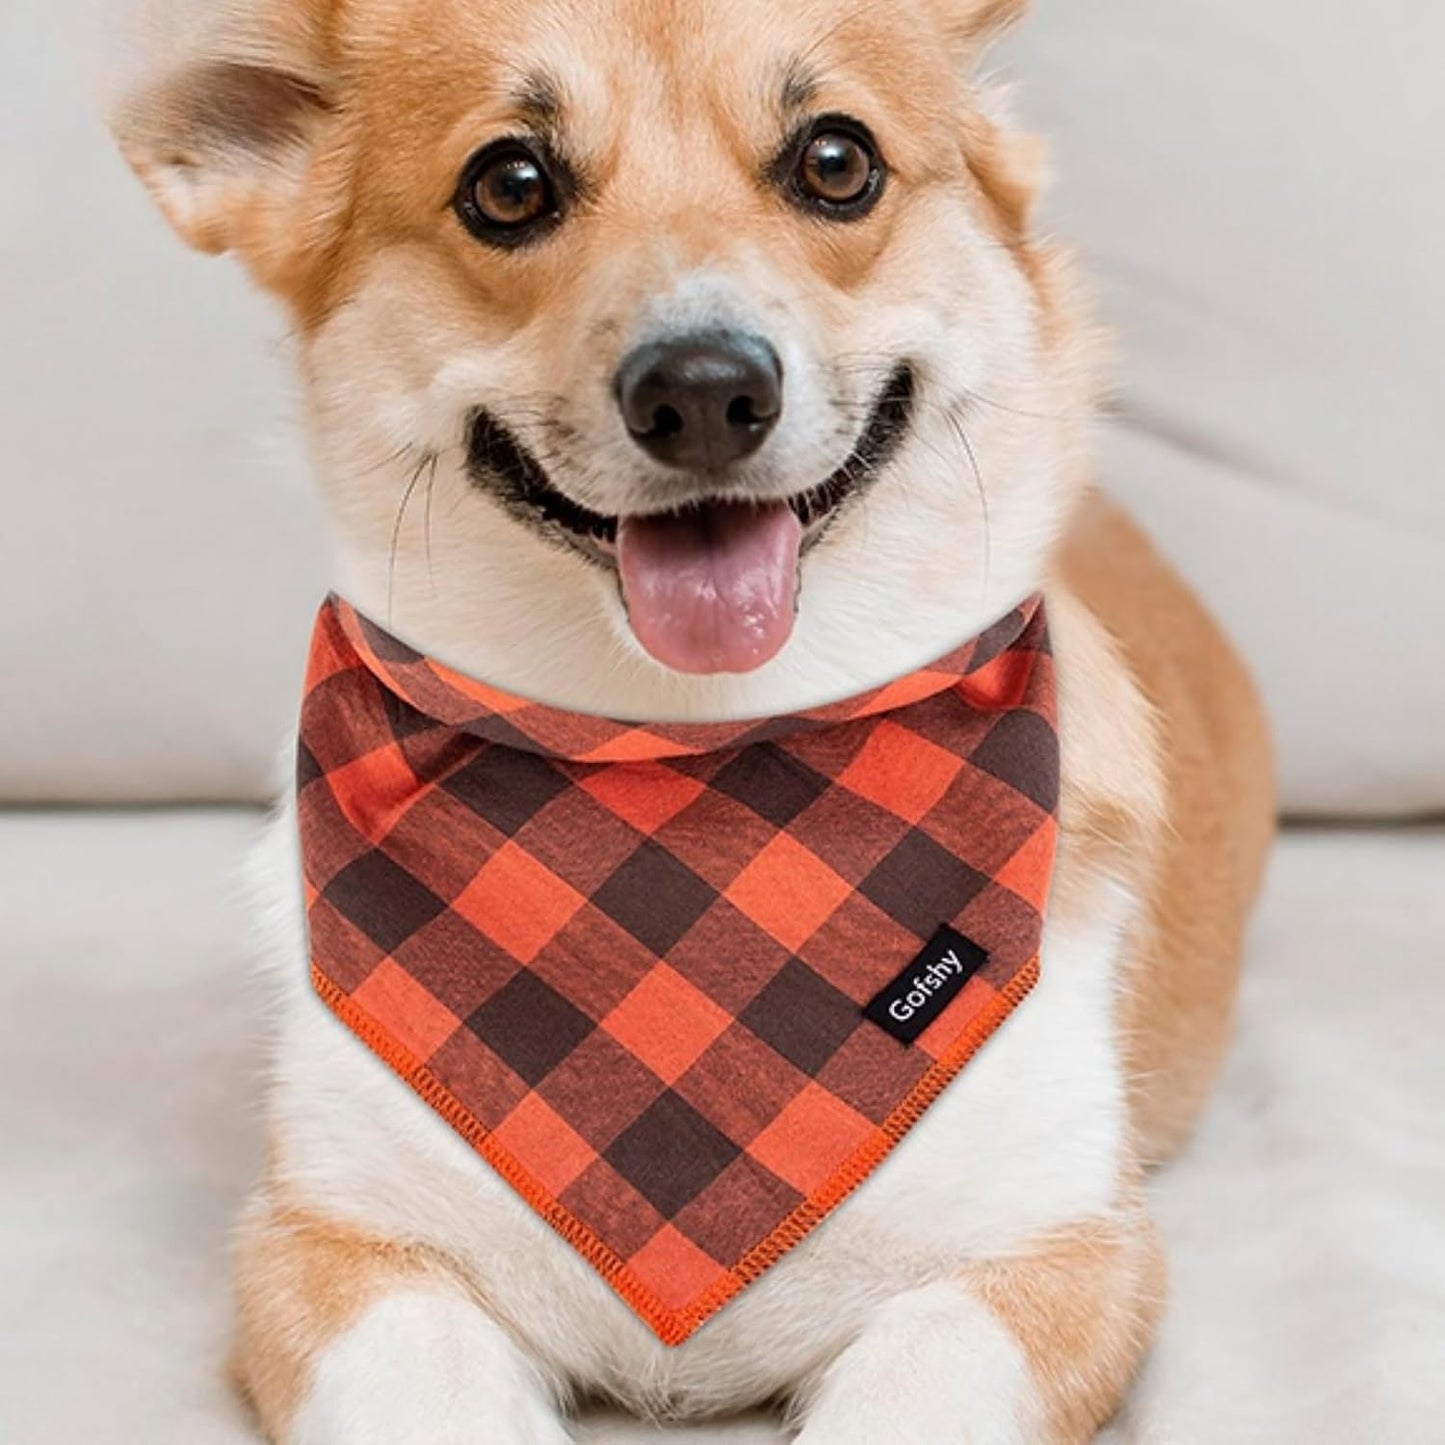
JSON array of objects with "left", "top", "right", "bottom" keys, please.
[
  {"left": 791, "top": 1209, "right": 1163, "bottom": 1445},
  {"left": 234, "top": 1198, "right": 572, "bottom": 1445},
  {"left": 287, "top": 1292, "right": 572, "bottom": 1445}
]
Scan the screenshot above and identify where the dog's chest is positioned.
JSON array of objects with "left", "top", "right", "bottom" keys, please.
[{"left": 260, "top": 811, "right": 1128, "bottom": 1406}]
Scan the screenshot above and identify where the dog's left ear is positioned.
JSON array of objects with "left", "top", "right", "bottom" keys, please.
[
  {"left": 935, "top": 0, "right": 1028, "bottom": 62},
  {"left": 113, "top": 58, "right": 334, "bottom": 275}
]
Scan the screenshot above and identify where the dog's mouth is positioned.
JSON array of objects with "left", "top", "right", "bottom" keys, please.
[{"left": 467, "top": 363, "right": 915, "bottom": 675}]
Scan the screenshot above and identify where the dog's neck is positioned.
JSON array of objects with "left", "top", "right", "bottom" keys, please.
[
  {"left": 331, "top": 536, "right": 1052, "bottom": 725},
  {"left": 323, "top": 440, "right": 1067, "bottom": 725}
]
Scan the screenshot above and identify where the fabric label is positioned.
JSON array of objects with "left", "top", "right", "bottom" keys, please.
[{"left": 864, "top": 926, "right": 989, "bottom": 1043}]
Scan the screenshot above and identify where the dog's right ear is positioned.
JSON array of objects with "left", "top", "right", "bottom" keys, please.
[{"left": 113, "top": 58, "right": 333, "bottom": 263}]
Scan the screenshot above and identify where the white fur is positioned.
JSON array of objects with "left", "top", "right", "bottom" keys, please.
[
  {"left": 291, "top": 1292, "right": 571, "bottom": 1445},
  {"left": 792, "top": 1283, "right": 1037, "bottom": 1444}
]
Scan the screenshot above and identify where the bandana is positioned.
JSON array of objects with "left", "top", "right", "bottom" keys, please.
[{"left": 298, "top": 595, "right": 1058, "bottom": 1344}]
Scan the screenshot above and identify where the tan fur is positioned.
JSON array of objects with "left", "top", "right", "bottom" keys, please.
[
  {"left": 1046, "top": 571, "right": 1166, "bottom": 925},
  {"left": 231, "top": 1195, "right": 465, "bottom": 1438},
  {"left": 970, "top": 1200, "right": 1166, "bottom": 1444},
  {"left": 118, "top": 0, "right": 1040, "bottom": 335},
  {"left": 1061, "top": 497, "right": 1275, "bottom": 1159}
]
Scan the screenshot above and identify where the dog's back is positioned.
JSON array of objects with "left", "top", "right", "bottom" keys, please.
[{"left": 1063, "top": 493, "right": 1274, "bottom": 1159}]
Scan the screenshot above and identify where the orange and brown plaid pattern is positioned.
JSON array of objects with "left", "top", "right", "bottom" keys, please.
[{"left": 299, "top": 595, "right": 1057, "bottom": 1344}]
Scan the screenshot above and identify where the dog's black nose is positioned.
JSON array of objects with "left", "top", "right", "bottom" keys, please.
[{"left": 616, "top": 331, "right": 782, "bottom": 470}]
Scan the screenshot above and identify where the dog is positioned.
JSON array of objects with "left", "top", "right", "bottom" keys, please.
[{"left": 115, "top": 0, "right": 1273, "bottom": 1439}]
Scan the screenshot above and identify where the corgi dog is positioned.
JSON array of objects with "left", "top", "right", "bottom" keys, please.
[{"left": 115, "top": 0, "right": 1273, "bottom": 1439}]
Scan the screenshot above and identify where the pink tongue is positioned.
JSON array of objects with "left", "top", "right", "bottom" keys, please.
[{"left": 617, "top": 502, "right": 803, "bottom": 674}]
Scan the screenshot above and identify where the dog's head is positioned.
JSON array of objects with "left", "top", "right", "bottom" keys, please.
[{"left": 117, "top": 0, "right": 1093, "bottom": 717}]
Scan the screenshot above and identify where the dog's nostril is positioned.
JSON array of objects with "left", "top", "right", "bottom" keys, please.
[
  {"left": 615, "top": 330, "right": 783, "bottom": 471},
  {"left": 726, "top": 395, "right": 766, "bottom": 430}
]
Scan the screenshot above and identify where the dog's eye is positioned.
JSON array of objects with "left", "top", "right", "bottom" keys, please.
[
  {"left": 789, "top": 118, "right": 885, "bottom": 218},
  {"left": 454, "top": 141, "right": 561, "bottom": 245}
]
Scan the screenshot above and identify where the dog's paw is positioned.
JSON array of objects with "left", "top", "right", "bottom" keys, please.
[
  {"left": 790, "top": 1284, "right": 1033, "bottom": 1445},
  {"left": 288, "top": 1292, "right": 574, "bottom": 1445}
]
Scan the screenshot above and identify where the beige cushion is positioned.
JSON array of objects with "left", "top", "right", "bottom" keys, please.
[
  {"left": 0, "top": 1, "right": 326, "bottom": 804},
  {"left": 5, "top": 814, "right": 1442, "bottom": 1439},
  {"left": 1005, "top": 0, "right": 1445, "bottom": 815},
  {"left": 1, "top": 0, "right": 1440, "bottom": 811}
]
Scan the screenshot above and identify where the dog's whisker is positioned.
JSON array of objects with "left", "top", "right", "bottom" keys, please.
[
  {"left": 943, "top": 408, "right": 993, "bottom": 606},
  {"left": 387, "top": 451, "right": 434, "bottom": 627},
  {"left": 955, "top": 385, "right": 1067, "bottom": 424},
  {"left": 888, "top": 389, "right": 995, "bottom": 607},
  {"left": 423, "top": 451, "right": 440, "bottom": 594},
  {"left": 355, "top": 438, "right": 424, "bottom": 479}
]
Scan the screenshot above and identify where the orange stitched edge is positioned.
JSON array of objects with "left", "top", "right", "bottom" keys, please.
[{"left": 311, "top": 955, "right": 1040, "bottom": 1346}]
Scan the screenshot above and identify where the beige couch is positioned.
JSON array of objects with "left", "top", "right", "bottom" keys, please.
[{"left": 2, "top": 2, "right": 1442, "bottom": 1440}]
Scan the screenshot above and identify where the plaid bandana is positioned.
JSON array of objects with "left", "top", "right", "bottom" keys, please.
[{"left": 298, "top": 595, "right": 1057, "bottom": 1344}]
